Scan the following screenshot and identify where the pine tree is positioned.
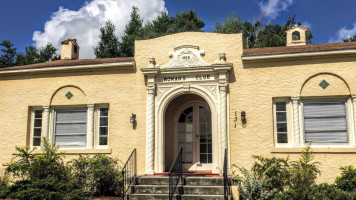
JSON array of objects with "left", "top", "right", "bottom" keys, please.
[
  {"left": 344, "top": 34, "right": 356, "bottom": 42},
  {"left": 0, "top": 40, "right": 17, "bottom": 68},
  {"left": 118, "top": 6, "right": 143, "bottom": 57},
  {"left": 94, "top": 20, "right": 120, "bottom": 58}
]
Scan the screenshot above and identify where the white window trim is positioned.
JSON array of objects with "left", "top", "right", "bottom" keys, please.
[
  {"left": 29, "top": 107, "right": 42, "bottom": 148},
  {"left": 94, "top": 105, "right": 109, "bottom": 149},
  {"left": 273, "top": 98, "right": 293, "bottom": 148},
  {"left": 299, "top": 97, "right": 355, "bottom": 148},
  {"left": 273, "top": 96, "right": 356, "bottom": 148},
  {"left": 30, "top": 104, "right": 109, "bottom": 150}
]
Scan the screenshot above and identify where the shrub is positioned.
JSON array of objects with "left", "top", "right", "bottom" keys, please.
[
  {"left": 289, "top": 145, "right": 321, "bottom": 189},
  {"left": 0, "top": 170, "right": 10, "bottom": 198},
  {"left": 234, "top": 167, "right": 275, "bottom": 200},
  {"left": 335, "top": 165, "right": 356, "bottom": 192},
  {"left": 252, "top": 155, "right": 290, "bottom": 194},
  {"left": 274, "top": 183, "right": 355, "bottom": 200},
  {"left": 4, "top": 138, "right": 87, "bottom": 200},
  {"left": 70, "top": 154, "right": 123, "bottom": 197}
]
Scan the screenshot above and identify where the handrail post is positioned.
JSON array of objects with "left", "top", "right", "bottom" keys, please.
[
  {"left": 169, "top": 147, "right": 183, "bottom": 200},
  {"left": 121, "top": 149, "right": 137, "bottom": 200}
]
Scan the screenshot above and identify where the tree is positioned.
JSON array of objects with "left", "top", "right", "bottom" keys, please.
[
  {"left": 94, "top": 20, "right": 121, "bottom": 58},
  {"left": 118, "top": 7, "right": 205, "bottom": 57},
  {"left": 343, "top": 34, "right": 356, "bottom": 42},
  {"left": 0, "top": 40, "right": 17, "bottom": 68},
  {"left": 213, "top": 14, "right": 313, "bottom": 48},
  {"left": 118, "top": 6, "right": 143, "bottom": 57},
  {"left": 16, "top": 44, "right": 59, "bottom": 66}
]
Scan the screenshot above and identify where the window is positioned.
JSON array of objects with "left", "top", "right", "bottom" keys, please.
[
  {"left": 73, "top": 45, "right": 78, "bottom": 54},
  {"left": 29, "top": 104, "right": 109, "bottom": 149},
  {"left": 273, "top": 101, "right": 289, "bottom": 144},
  {"left": 98, "top": 108, "right": 108, "bottom": 146},
  {"left": 31, "top": 109, "right": 43, "bottom": 147},
  {"left": 54, "top": 109, "right": 87, "bottom": 147},
  {"left": 302, "top": 99, "right": 348, "bottom": 144},
  {"left": 292, "top": 31, "right": 300, "bottom": 40}
]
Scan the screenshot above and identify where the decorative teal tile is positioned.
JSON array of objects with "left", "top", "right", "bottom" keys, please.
[
  {"left": 65, "top": 91, "right": 73, "bottom": 99},
  {"left": 319, "top": 80, "right": 329, "bottom": 89}
]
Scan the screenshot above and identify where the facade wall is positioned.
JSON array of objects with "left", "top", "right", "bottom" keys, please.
[
  {"left": 0, "top": 69, "right": 148, "bottom": 174},
  {"left": 0, "top": 32, "right": 356, "bottom": 185}
]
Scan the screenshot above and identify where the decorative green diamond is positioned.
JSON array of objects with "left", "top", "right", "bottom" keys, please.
[
  {"left": 319, "top": 80, "right": 329, "bottom": 89},
  {"left": 65, "top": 91, "right": 73, "bottom": 99}
]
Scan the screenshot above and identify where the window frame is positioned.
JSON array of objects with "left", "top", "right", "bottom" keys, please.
[
  {"left": 29, "top": 107, "right": 43, "bottom": 148},
  {"left": 300, "top": 97, "right": 354, "bottom": 147},
  {"left": 273, "top": 98, "right": 293, "bottom": 148},
  {"left": 52, "top": 107, "right": 88, "bottom": 148},
  {"left": 95, "top": 105, "right": 109, "bottom": 148}
]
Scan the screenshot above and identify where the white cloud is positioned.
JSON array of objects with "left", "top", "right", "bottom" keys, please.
[
  {"left": 329, "top": 23, "right": 356, "bottom": 43},
  {"left": 301, "top": 21, "right": 311, "bottom": 29},
  {"left": 32, "top": 0, "right": 166, "bottom": 58},
  {"left": 259, "top": 0, "right": 295, "bottom": 21}
]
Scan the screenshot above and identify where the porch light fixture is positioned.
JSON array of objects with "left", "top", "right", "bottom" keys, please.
[
  {"left": 130, "top": 113, "right": 136, "bottom": 129},
  {"left": 241, "top": 111, "right": 246, "bottom": 124}
]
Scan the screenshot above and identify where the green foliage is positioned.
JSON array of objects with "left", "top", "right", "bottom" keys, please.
[
  {"left": 214, "top": 14, "right": 313, "bottom": 48},
  {"left": 70, "top": 154, "right": 123, "bottom": 197},
  {"left": 0, "top": 40, "right": 17, "bottom": 67},
  {"left": 94, "top": 20, "right": 121, "bottom": 58},
  {"left": 289, "top": 145, "right": 321, "bottom": 189},
  {"left": 234, "top": 167, "right": 275, "bottom": 200},
  {"left": 274, "top": 183, "right": 355, "bottom": 200},
  {"left": 118, "top": 6, "right": 143, "bottom": 57},
  {"left": 16, "top": 44, "right": 59, "bottom": 66},
  {"left": 343, "top": 35, "right": 356, "bottom": 42},
  {"left": 252, "top": 155, "right": 290, "bottom": 194},
  {"left": 4, "top": 138, "right": 86, "bottom": 200},
  {"left": 0, "top": 170, "right": 11, "bottom": 198},
  {"left": 335, "top": 165, "right": 356, "bottom": 192}
]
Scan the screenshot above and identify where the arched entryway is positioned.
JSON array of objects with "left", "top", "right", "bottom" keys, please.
[{"left": 164, "top": 94, "right": 216, "bottom": 172}]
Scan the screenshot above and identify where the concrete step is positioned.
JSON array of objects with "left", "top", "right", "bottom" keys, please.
[
  {"left": 137, "top": 176, "right": 223, "bottom": 186},
  {"left": 185, "top": 177, "right": 224, "bottom": 186},
  {"left": 129, "top": 194, "right": 228, "bottom": 200},
  {"left": 132, "top": 185, "right": 224, "bottom": 195}
]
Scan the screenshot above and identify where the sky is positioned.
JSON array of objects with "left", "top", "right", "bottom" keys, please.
[{"left": 1, "top": 0, "right": 356, "bottom": 58}]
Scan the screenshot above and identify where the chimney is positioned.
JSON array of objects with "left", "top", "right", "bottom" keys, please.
[
  {"left": 60, "top": 39, "right": 79, "bottom": 60},
  {"left": 285, "top": 25, "right": 307, "bottom": 46}
]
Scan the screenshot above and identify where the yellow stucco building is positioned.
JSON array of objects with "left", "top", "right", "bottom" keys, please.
[{"left": 1, "top": 26, "right": 356, "bottom": 199}]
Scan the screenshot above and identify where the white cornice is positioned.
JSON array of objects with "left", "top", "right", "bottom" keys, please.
[
  {"left": 0, "top": 61, "right": 135, "bottom": 75},
  {"left": 242, "top": 49, "right": 356, "bottom": 61}
]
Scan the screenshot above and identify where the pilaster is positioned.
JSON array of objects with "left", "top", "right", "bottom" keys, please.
[
  {"left": 41, "top": 106, "right": 50, "bottom": 139},
  {"left": 291, "top": 96, "right": 301, "bottom": 146},
  {"left": 87, "top": 104, "right": 95, "bottom": 149}
]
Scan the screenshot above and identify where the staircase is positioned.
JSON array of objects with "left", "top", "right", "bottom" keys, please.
[{"left": 128, "top": 174, "right": 231, "bottom": 200}]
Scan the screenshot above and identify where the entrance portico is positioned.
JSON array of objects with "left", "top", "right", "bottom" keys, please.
[{"left": 141, "top": 45, "right": 232, "bottom": 174}]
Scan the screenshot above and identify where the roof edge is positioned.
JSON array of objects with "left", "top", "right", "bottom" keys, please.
[
  {"left": 242, "top": 49, "right": 356, "bottom": 61},
  {"left": 0, "top": 61, "right": 135, "bottom": 75}
]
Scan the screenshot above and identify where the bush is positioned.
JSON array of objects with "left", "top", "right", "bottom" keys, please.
[
  {"left": 274, "top": 183, "right": 355, "bottom": 200},
  {"left": 4, "top": 138, "right": 87, "bottom": 200},
  {"left": 70, "top": 154, "right": 123, "bottom": 197},
  {"left": 252, "top": 155, "right": 290, "bottom": 194},
  {"left": 289, "top": 145, "right": 321, "bottom": 189},
  {"left": 335, "top": 165, "right": 356, "bottom": 192},
  {"left": 0, "top": 171, "right": 10, "bottom": 198},
  {"left": 234, "top": 167, "right": 275, "bottom": 200}
]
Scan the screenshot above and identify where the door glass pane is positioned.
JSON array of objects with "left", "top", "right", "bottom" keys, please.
[
  {"left": 178, "top": 106, "right": 194, "bottom": 163},
  {"left": 199, "top": 106, "right": 212, "bottom": 164}
]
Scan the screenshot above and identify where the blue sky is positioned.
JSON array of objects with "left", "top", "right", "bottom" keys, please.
[{"left": 1, "top": 0, "right": 356, "bottom": 58}]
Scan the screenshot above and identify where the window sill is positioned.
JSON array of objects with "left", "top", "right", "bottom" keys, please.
[
  {"left": 32, "top": 148, "right": 112, "bottom": 154},
  {"left": 272, "top": 147, "right": 356, "bottom": 153}
]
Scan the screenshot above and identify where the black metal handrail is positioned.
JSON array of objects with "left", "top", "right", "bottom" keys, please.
[
  {"left": 122, "top": 149, "right": 136, "bottom": 200},
  {"left": 169, "top": 147, "right": 183, "bottom": 200},
  {"left": 223, "top": 148, "right": 230, "bottom": 200}
]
